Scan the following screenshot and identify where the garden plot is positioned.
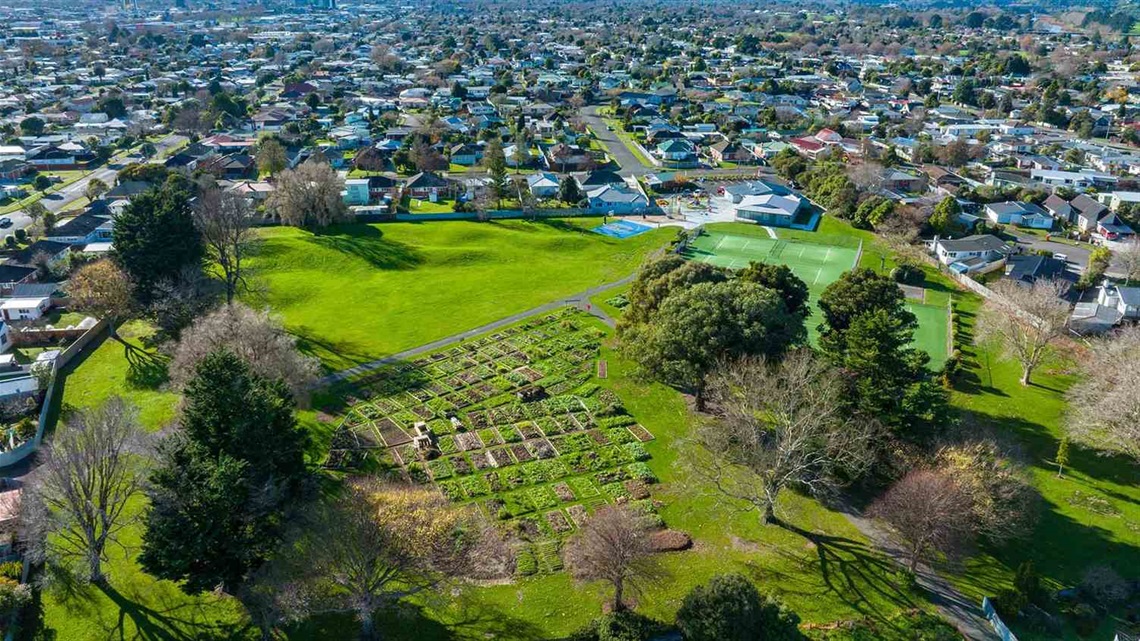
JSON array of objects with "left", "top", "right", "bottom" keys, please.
[{"left": 325, "top": 309, "right": 659, "bottom": 575}]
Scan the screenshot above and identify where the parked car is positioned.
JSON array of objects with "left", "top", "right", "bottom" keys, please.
[{"left": 0, "top": 218, "right": 12, "bottom": 228}]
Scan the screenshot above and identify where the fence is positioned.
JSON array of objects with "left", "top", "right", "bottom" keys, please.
[
  {"left": 982, "top": 596, "right": 1020, "bottom": 641},
  {"left": 0, "top": 318, "right": 107, "bottom": 469}
]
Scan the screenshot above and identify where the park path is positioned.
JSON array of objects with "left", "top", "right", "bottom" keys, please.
[
  {"left": 316, "top": 276, "right": 631, "bottom": 387},
  {"left": 838, "top": 506, "right": 996, "bottom": 641}
]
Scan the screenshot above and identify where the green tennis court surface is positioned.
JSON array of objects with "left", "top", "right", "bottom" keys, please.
[
  {"left": 683, "top": 230, "right": 950, "bottom": 369},
  {"left": 685, "top": 232, "right": 859, "bottom": 287}
]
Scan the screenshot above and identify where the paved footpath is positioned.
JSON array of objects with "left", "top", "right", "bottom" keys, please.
[
  {"left": 316, "top": 276, "right": 633, "bottom": 387},
  {"left": 840, "top": 506, "right": 996, "bottom": 640}
]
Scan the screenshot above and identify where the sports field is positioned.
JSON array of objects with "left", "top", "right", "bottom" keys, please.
[{"left": 683, "top": 229, "right": 950, "bottom": 368}]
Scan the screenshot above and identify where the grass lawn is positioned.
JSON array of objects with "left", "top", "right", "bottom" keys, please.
[
  {"left": 943, "top": 301, "right": 1140, "bottom": 639},
  {"left": 245, "top": 220, "right": 673, "bottom": 371},
  {"left": 402, "top": 197, "right": 457, "bottom": 214}
]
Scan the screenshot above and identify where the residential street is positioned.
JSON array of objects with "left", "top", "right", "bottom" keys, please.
[{"left": 581, "top": 105, "right": 654, "bottom": 177}]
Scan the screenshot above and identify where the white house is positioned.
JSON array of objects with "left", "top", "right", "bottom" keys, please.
[
  {"left": 0, "top": 297, "right": 50, "bottom": 322},
  {"left": 932, "top": 234, "right": 1012, "bottom": 273},
  {"left": 984, "top": 202, "right": 1054, "bottom": 229},
  {"left": 586, "top": 184, "right": 649, "bottom": 214},
  {"left": 1098, "top": 284, "right": 1140, "bottom": 321},
  {"left": 344, "top": 178, "right": 370, "bottom": 205},
  {"left": 526, "top": 172, "right": 560, "bottom": 199}
]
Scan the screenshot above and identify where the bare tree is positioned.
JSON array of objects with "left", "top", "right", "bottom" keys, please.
[
  {"left": 564, "top": 505, "right": 659, "bottom": 612},
  {"left": 688, "top": 351, "right": 877, "bottom": 525},
  {"left": 936, "top": 440, "right": 1038, "bottom": 546},
  {"left": 976, "top": 279, "right": 1071, "bottom": 386},
  {"left": 193, "top": 187, "right": 255, "bottom": 304},
  {"left": 869, "top": 469, "right": 975, "bottom": 572},
  {"left": 268, "top": 158, "right": 349, "bottom": 228},
  {"left": 1116, "top": 238, "right": 1140, "bottom": 286},
  {"left": 279, "top": 480, "right": 489, "bottom": 641},
  {"left": 1066, "top": 326, "right": 1140, "bottom": 464},
  {"left": 22, "top": 397, "right": 147, "bottom": 584},
  {"left": 169, "top": 303, "right": 319, "bottom": 399},
  {"left": 66, "top": 259, "right": 134, "bottom": 339},
  {"left": 255, "top": 137, "right": 287, "bottom": 178}
]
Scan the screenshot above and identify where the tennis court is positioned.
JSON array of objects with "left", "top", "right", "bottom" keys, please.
[
  {"left": 683, "top": 229, "right": 951, "bottom": 369},
  {"left": 684, "top": 231, "right": 859, "bottom": 288},
  {"left": 593, "top": 219, "right": 654, "bottom": 239}
]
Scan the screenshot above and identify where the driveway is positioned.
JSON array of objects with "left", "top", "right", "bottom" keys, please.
[
  {"left": 581, "top": 105, "right": 655, "bottom": 178},
  {"left": 1006, "top": 230, "right": 1090, "bottom": 277}
]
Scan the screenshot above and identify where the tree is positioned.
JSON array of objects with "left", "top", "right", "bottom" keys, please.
[
  {"left": 112, "top": 179, "right": 203, "bottom": 302},
  {"left": 33, "top": 174, "right": 52, "bottom": 192},
  {"left": 268, "top": 158, "right": 349, "bottom": 228},
  {"left": 977, "top": 279, "right": 1071, "bottom": 386},
  {"left": 255, "top": 137, "right": 287, "bottom": 177},
  {"left": 559, "top": 174, "right": 584, "bottom": 204},
  {"left": 22, "top": 200, "right": 47, "bottom": 224},
  {"left": 565, "top": 505, "right": 659, "bottom": 613},
  {"left": 170, "top": 304, "right": 319, "bottom": 399},
  {"left": 483, "top": 137, "right": 508, "bottom": 208},
  {"left": 690, "top": 352, "right": 876, "bottom": 525},
  {"left": 929, "top": 196, "right": 963, "bottom": 236},
  {"left": 23, "top": 398, "right": 146, "bottom": 584},
  {"left": 737, "top": 263, "right": 809, "bottom": 318},
  {"left": 1055, "top": 438, "right": 1070, "bottom": 478},
  {"left": 85, "top": 177, "right": 109, "bottom": 202},
  {"left": 869, "top": 469, "right": 975, "bottom": 572},
  {"left": 619, "top": 255, "right": 728, "bottom": 326},
  {"left": 1115, "top": 238, "right": 1140, "bottom": 286},
  {"left": 280, "top": 481, "right": 490, "bottom": 640},
  {"left": 66, "top": 259, "right": 134, "bottom": 337},
  {"left": 675, "top": 574, "right": 802, "bottom": 641},
  {"left": 19, "top": 116, "right": 45, "bottom": 136},
  {"left": 620, "top": 280, "right": 804, "bottom": 408},
  {"left": 141, "top": 350, "right": 308, "bottom": 594},
  {"left": 818, "top": 268, "right": 915, "bottom": 356},
  {"left": 936, "top": 441, "right": 1038, "bottom": 546},
  {"left": 193, "top": 187, "right": 254, "bottom": 303},
  {"left": 1066, "top": 326, "right": 1140, "bottom": 464}
]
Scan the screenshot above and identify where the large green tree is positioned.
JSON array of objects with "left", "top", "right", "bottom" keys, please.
[
  {"left": 675, "top": 574, "right": 802, "bottom": 641},
  {"left": 621, "top": 280, "right": 804, "bottom": 408},
  {"left": 619, "top": 255, "right": 728, "bottom": 326},
  {"left": 818, "top": 269, "right": 947, "bottom": 435},
  {"left": 112, "top": 178, "right": 203, "bottom": 302},
  {"left": 140, "top": 349, "right": 307, "bottom": 594},
  {"left": 737, "top": 262, "right": 810, "bottom": 318}
]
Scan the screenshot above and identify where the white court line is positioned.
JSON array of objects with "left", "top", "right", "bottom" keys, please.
[
  {"left": 824, "top": 247, "right": 832, "bottom": 264},
  {"left": 714, "top": 235, "right": 727, "bottom": 251},
  {"left": 812, "top": 267, "right": 823, "bottom": 285}
]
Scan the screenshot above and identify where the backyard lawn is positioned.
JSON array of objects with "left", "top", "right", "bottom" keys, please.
[{"left": 245, "top": 219, "right": 673, "bottom": 370}]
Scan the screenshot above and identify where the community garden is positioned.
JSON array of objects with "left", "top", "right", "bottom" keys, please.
[{"left": 325, "top": 309, "right": 662, "bottom": 576}]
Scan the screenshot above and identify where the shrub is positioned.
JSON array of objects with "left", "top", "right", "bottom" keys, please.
[
  {"left": 1080, "top": 565, "right": 1130, "bottom": 607},
  {"left": 891, "top": 262, "right": 925, "bottom": 286},
  {"left": 0, "top": 562, "right": 20, "bottom": 581},
  {"left": 676, "top": 573, "right": 802, "bottom": 641},
  {"left": 571, "top": 610, "right": 663, "bottom": 641}
]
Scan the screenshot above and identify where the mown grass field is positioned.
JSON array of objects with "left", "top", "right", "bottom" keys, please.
[{"left": 244, "top": 219, "right": 673, "bottom": 371}]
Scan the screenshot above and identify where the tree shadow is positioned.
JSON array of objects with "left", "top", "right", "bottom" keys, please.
[
  {"left": 532, "top": 217, "right": 598, "bottom": 236},
  {"left": 307, "top": 224, "right": 424, "bottom": 270},
  {"left": 288, "top": 325, "right": 379, "bottom": 372},
  {"left": 759, "top": 517, "right": 921, "bottom": 623},
  {"left": 122, "top": 341, "right": 169, "bottom": 390},
  {"left": 94, "top": 582, "right": 250, "bottom": 641}
]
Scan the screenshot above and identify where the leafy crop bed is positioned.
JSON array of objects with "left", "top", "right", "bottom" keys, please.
[{"left": 326, "top": 309, "right": 658, "bottom": 574}]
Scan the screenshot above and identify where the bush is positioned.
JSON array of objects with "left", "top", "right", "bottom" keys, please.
[
  {"left": 0, "top": 562, "right": 20, "bottom": 581},
  {"left": 1065, "top": 602, "right": 1100, "bottom": 637},
  {"left": 571, "top": 610, "right": 664, "bottom": 641},
  {"left": 891, "top": 262, "right": 925, "bottom": 286},
  {"left": 1080, "top": 565, "right": 1130, "bottom": 607},
  {"left": 676, "top": 573, "right": 802, "bottom": 641},
  {"left": 0, "top": 577, "right": 30, "bottom": 613}
]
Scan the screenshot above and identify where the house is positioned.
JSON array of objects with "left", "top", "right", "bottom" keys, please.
[
  {"left": 403, "top": 172, "right": 458, "bottom": 199},
  {"left": 526, "top": 172, "right": 560, "bottom": 199},
  {"left": 1097, "top": 284, "right": 1140, "bottom": 321},
  {"left": 5, "top": 240, "right": 71, "bottom": 272},
  {"left": 449, "top": 143, "right": 483, "bottom": 167},
  {"left": 44, "top": 208, "right": 114, "bottom": 245},
  {"left": 880, "top": 170, "right": 926, "bottom": 194},
  {"left": 1071, "top": 194, "right": 1108, "bottom": 231},
  {"left": 344, "top": 178, "right": 371, "bottom": 205},
  {"left": 932, "top": 234, "right": 1012, "bottom": 273},
  {"left": 1003, "top": 254, "right": 1066, "bottom": 286},
  {"left": 575, "top": 170, "right": 625, "bottom": 191},
  {"left": 0, "top": 296, "right": 50, "bottom": 322},
  {"left": 0, "top": 266, "right": 37, "bottom": 296},
  {"left": 0, "top": 160, "right": 28, "bottom": 181},
  {"left": 546, "top": 143, "right": 592, "bottom": 172},
  {"left": 654, "top": 139, "right": 697, "bottom": 166},
  {"left": 984, "top": 202, "right": 1054, "bottom": 229},
  {"left": 1043, "top": 194, "right": 1073, "bottom": 222},
  {"left": 734, "top": 193, "right": 808, "bottom": 227},
  {"left": 585, "top": 184, "right": 649, "bottom": 214}
]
